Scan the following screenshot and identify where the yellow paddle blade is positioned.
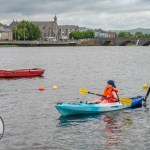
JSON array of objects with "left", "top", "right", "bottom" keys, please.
[
  {"left": 79, "top": 88, "right": 89, "bottom": 94},
  {"left": 119, "top": 98, "right": 132, "bottom": 105}
]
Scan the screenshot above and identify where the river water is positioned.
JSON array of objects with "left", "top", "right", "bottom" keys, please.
[{"left": 0, "top": 46, "right": 150, "bottom": 150}]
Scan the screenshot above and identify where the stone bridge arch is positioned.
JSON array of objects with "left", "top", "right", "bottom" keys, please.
[
  {"left": 103, "top": 40, "right": 114, "bottom": 46},
  {"left": 119, "top": 40, "right": 136, "bottom": 46},
  {"left": 143, "top": 41, "right": 150, "bottom": 46},
  {"left": 116, "top": 38, "right": 150, "bottom": 46},
  {"left": 139, "top": 38, "right": 150, "bottom": 46},
  {"left": 115, "top": 38, "right": 137, "bottom": 46},
  {"left": 95, "top": 38, "right": 115, "bottom": 46},
  {"left": 95, "top": 38, "right": 150, "bottom": 46}
]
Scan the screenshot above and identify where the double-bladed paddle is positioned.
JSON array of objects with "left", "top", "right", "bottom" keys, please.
[
  {"left": 143, "top": 87, "right": 150, "bottom": 102},
  {"left": 79, "top": 88, "right": 132, "bottom": 105}
]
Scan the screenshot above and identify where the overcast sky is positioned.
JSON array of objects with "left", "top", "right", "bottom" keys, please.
[{"left": 0, "top": 0, "right": 149, "bottom": 30}]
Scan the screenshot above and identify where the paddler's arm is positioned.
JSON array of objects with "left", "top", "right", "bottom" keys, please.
[{"left": 112, "top": 91, "right": 119, "bottom": 101}]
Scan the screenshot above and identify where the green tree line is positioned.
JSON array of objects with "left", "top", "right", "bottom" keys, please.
[
  {"left": 69, "top": 30, "right": 95, "bottom": 39},
  {"left": 117, "top": 31, "right": 150, "bottom": 38},
  {"left": 13, "top": 20, "right": 41, "bottom": 40},
  {"left": 69, "top": 30, "right": 150, "bottom": 39}
]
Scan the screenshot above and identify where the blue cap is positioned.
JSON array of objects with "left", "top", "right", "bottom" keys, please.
[{"left": 107, "top": 80, "right": 116, "bottom": 88}]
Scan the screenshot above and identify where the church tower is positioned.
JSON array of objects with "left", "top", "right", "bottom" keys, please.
[{"left": 54, "top": 14, "right": 57, "bottom": 23}]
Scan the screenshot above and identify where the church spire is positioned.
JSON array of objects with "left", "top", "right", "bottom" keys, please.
[{"left": 54, "top": 14, "right": 57, "bottom": 23}]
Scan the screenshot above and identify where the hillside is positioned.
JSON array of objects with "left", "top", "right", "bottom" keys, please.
[{"left": 80, "top": 27, "right": 150, "bottom": 34}]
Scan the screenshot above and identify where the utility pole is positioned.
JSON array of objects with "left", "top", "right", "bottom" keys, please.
[
  {"left": 24, "top": 26, "right": 25, "bottom": 41},
  {"left": 15, "top": 27, "right": 17, "bottom": 41}
]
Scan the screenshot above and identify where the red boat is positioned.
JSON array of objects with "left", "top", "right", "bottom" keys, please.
[{"left": 0, "top": 68, "right": 45, "bottom": 78}]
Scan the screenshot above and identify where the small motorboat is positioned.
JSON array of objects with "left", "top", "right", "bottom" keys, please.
[
  {"left": 55, "top": 96, "right": 144, "bottom": 116},
  {"left": 0, "top": 68, "right": 45, "bottom": 78}
]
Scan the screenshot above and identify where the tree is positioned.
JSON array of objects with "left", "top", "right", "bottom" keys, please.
[
  {"left": 13, "top": 20, "right": 41, "bottom": 40},
  {"left": 135, "top": 32, "right": 143, "bottom": 38},
  {"left": 143, "top": 34, "right": 150, "bottom": 38},
  {"left": 69, "top": 30, "right": 94, "bottom": 39},
  {"left": 85, "top": 30, "right": 95, "bottom": 38},
  {"left": 118, "top": 31, "right": 133, "bottom": 38},
  {"left": 118, "top": 32, "right": 126, "bottom": 38}
]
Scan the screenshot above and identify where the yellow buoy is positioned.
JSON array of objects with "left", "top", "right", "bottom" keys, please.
[
  {"left": 39, "top": 86, "right": 45, "bottom": 91},
  {"left": 52, "top": 85, "right": 58, "bottom": 90},
  {"left": 143, "top": 83, "right": 148, "bottom": 89}
]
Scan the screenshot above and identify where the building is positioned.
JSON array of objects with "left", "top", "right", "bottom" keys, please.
[
  {"left": 9, "top": 15, "right": 59, "bottom": 41},
  {"left": 94, "top": 29, "right": 109, "bottom": 38},
  {"left": 59, "top": 25, "right": 79, "bottom": 40},
  {"left": 108, "top": 31, "right": 117, "bottom": 38},
  {"left": 0, "top": 23, "right": 12, "bottom": 41},
  {"left": 33, "top": 15, "right": 59, "bottom": 41},
  {"left": 94, "top": 28, "right": 117, "bottom": 38}
]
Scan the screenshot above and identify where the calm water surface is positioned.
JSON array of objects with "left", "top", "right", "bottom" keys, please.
[{"left": 0, "top": 46, "right": 150, "bottom": 150}]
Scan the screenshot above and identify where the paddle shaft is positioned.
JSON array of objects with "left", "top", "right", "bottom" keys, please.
[
  {"left": 143, "top": 87, "right": 150, "bottom": 102},
  {"left": 88, "top": 92, "right": 103, "bottom": 97},
  {"left": 88, "top": 92, "right": 119, "bottom": 101}
]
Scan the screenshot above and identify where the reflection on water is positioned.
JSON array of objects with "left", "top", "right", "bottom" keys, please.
[
  {"left": 58, "top": 105, "right": 142, "bottom": 127},
  {"left": 122, "top": 118, "right": 133, "bottom": 126},
  {"left": 103, "top": 114, "right": 120, "bottom": 148},
  {"left": 58, "top": 113, "right": 102, "bottom": 127},
  {"left": 0, "top": 76, "right": 44, "bottom": 81},
  {"left": 57, "top": 106, "right": 144, "bottom": 149}
]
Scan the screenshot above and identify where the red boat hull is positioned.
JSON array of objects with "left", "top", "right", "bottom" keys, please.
[{"left": 0, "top": 68, "right": 45, "bottom": 78}]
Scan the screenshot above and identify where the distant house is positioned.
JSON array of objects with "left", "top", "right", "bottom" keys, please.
[
  {"left": 59, "top": 25, "right": 79, "bottom": 39},
  {"left": 9, "top": 15, "right": 59, "bottom": 41},
  {"left": 0, "top": 23, "right": 12, "bottom": 41},
  {"left": 94, "top": 29, "right": 109, "bottom": 38},
  {"left": 94, "top": 29, "right": 117, "bottom": 38},
  {"left": 108, "top": 31, "right": 117, "bottom": 38}
]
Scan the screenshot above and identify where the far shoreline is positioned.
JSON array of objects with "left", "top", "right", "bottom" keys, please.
[{"left": 0, "top": 38, "right": 150, "bottom": 46}]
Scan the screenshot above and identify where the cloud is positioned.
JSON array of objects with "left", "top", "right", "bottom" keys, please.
[{"left": 0, "top": 0, "right": 150, "bottom": 30}]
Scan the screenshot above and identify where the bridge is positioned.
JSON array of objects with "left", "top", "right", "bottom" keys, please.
[
  {"left": 95, "top": 38, "right": 150, "bottom": 46},
  {"left": 0, "top": 38, "right": 150, "bottom": 46}
]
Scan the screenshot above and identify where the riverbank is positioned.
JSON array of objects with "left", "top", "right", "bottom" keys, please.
[
  {"left": 0, "top": 39, "right": 112, "bottom": 47},
  {"left": 0, "top": 40, "right": 81, "bottom": 47},
  {"left": 0, "top": 39, "right": 109, "bottom": 47}
]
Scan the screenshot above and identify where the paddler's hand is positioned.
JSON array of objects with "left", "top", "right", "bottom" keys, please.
[
  {"left": 106, "top": 96, "right": 111, "bottom": 98},
  {"left": 95, "top": 93, "right": 99, "bottom": 96}
]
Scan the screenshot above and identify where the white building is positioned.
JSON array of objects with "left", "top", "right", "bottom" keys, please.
[
  {"left": 59, "top": 25, "right": 79, "bottom": 40},
  {"left": 94, "top": 29, "right": 109, "bottom": 38}
]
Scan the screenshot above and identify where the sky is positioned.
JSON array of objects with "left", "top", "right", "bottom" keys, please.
[{"left": 0, "top": 0, "right": 150, "bottom": 30}]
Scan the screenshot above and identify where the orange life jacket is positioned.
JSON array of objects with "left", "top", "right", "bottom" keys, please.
[{"left": 103, "top": 87, "right": 119, "bottom": 98}]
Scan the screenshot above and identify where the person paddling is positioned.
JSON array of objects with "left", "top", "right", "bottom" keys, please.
[{"left": 88, "top": 80, "right": 119, "bottom": 104}]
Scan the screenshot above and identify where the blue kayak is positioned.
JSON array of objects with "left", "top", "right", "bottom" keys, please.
[{"left": 55, "top": 96, "right": 144, "bottom": 116}]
